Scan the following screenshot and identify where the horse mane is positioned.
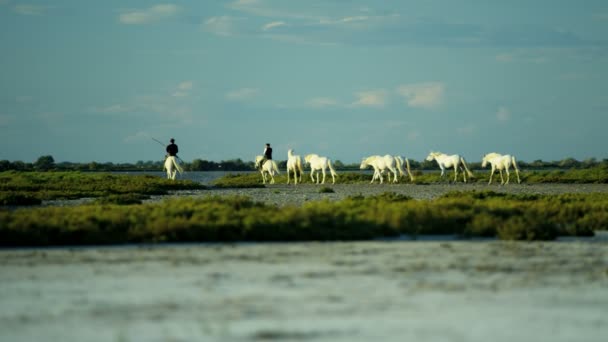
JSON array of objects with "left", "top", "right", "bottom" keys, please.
[{"left": 484, "top": 152, "right": 501, "bottom": 159}]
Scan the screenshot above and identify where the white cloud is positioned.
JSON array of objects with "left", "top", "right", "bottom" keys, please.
[
  {"left": 226, "top": 88, "right": 259, "bottom": 101},
  {"left": 262, "top": 21, "right": 286, "bottom": 31},
  {"left": 496, "top": 106, "right": 511, "bottom": 122},
  {"left": 396, "top": 82, "right": 445, "bottom": 109},
  {"left": 89, "top": 104, "right": 133, "bottom": 114},
  {"left": 352, "top": 89, "right": 387, "bottom": 108},
  {"left": 177, "top": 81, "right": 193, "bottom": 90},
  {"left": 495, "top": 53, "right": 514, "bottom": 63},
  {"left": 495, "top": 51, "right": 548, "bottom": 64},
  {"left": 119, "top": 4, "right": 180, "bottom": 25},
  {"left": 308, "top": 97, "right": 339, "bottom": 108},
  {"left": 14, "top": 4, "right": 48, "bottom": 16},
  {"left": 172, "top": 81, "right": 194, "bottom": 97},
  {"left": 203, "top": 16, "right": 240, "bottom": 36}
]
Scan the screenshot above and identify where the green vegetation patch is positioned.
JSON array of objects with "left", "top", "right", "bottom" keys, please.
[
  {"left": 1, "top": 191, "right": 605, "bottom": 246},
  {"left": 0, "top": 171, "right": 205, "bottom": 205},
  {"left": 211, "top": 173, "right": 266, "bottom": 188}
]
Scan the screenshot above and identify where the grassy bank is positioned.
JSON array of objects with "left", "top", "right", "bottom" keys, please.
[
  {"left": 212, "top": 167, "right": 608, "bottom": 187},
  {"left": 0, "top": 171, "right": 205, "bottom": 205},
  {"left": 1, "top": 191, "right": 605, "bottom": 246}
]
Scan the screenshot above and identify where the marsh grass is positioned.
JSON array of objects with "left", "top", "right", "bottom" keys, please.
[
  {"left": 1, "top": 191, "right": 605, "bottom": 246},
  {"left": 0, "top": 171, "right": 205, "bottom": 205}
]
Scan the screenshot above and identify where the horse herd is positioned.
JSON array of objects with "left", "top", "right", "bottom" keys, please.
[{"left": 250, "top": 150, "right": 521, "bottom": 186}]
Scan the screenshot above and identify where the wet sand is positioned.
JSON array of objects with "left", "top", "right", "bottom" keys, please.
[{"left": 1, "top": 240, "right": 607, "bottom": 342}]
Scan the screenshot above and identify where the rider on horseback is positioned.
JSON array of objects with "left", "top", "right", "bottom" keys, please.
[
  {"left": 258, "top": 143, "right": 272, "bottom": 169},
  {"left": 166, "top": 138, "right": 179, "bottom": 158}
]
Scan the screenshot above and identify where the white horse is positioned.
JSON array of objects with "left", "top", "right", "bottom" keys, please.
[
  {"left": 482, "top": 152, "right": 521, "bottom": 185},
  {"left": 426, "top": 151, "right": 474, "bottom": 183},
  {"left": 360, "top": 155, "right": 414, "bottom": 184},
  {"left": 255, "top": 156, "right": 280, "bottom": 184},
  {"left": 286, "top": 149, "right": 304, "bottom": 185},
  {"left": 304, "top": 154, "right": 337, "bottom": 184},
  {"left": 163, "top": 156, "right": 183, "bottom": 180}
]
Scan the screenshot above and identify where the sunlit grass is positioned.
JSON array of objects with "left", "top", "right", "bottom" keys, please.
[{"left": 1, "top": 191, "right": 605, "bottom": 246}]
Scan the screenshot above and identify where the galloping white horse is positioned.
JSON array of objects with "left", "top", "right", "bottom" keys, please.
[
  {"left": 482, "top": 152, "right": 521, "bottom": 185},
  {"left": 255, "top": 156, "right": 280, "bottom": 184},
  {"left": 360, "top": 155, "right": 415, "bottom": 184},
  {"left": 304, "top": 154, "right": 337, "bottom": 184},
  {"left": 286, "top": 149, "right": 304, "bottom": 185},
  {"left": 164, "top": 156, "right": 183, "bottom": 180},
  {"left": 426, "top": 151, "right": 475, "bottom": 183}
]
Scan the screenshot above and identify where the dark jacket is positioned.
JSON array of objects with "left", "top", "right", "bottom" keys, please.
[
  {"left": 166, "top": 143, "right": 179, "bottom": 156},
  {"left": 264, "top": 147, "right": 272, "bottom": 160}
]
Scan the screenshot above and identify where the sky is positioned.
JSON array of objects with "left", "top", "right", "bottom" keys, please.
[{"left": 1, "top": 0, "right": 607, "bottom": 164}]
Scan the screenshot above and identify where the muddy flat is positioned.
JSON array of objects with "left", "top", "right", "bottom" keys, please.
[{"left": 1, "top": 240, "right": 607, "bottom": 341}]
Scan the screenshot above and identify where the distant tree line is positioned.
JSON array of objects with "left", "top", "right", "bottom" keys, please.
[{"left": 1, "top": 155, "right": 607, "bottom": 172}]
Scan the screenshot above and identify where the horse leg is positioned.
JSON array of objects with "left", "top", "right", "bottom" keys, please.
[
  {"left": 453, "top": 166, "right": 458, "bottom": 183},
  {"left": 287, "top": 168, "right": 291, "bottom": 184},
  {"left": 488, "top": 167, "right": 494, "bottom": 185},
  {"left": 321, "top": 168, "right": 326, "bottom": 184},
  {"left": 504, "top": 169, "right": 509, "bottom": 185}
]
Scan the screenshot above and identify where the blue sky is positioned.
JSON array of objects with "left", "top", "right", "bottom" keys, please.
[{"left": 1, "top": 0, "right": 607, "bottom": 164}]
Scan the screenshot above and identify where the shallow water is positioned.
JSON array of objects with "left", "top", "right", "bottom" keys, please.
[{"left": 1, "top": 241, "right": 607, "bottom": 342}]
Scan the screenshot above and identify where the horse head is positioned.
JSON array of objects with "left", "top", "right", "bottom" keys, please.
[
  {"left": 426, "top": 152, "right": 438, "bottom": 161},
  {"left": 481, "top": 155, "right": 489, "bottom": 168},
  {"left": 360, "top": 158, "right": 369, "bottom": 169},
  {"left": 304, "top": 154, "right": 314, "bottom": 165},
  {"left": 254, "top": 156, "right": 263, "bottom": 168}
]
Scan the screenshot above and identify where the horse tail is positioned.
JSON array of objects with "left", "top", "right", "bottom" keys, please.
[
  {"left": 172, "top": 157, "right": 184, "bottom": 175},
  {"left": 272, "top": 160, "right": 280, "bottom": 174},
  {"left": 511, "top": 155, "right": 521, "bottom": 184},
  {"left": 296, "top": 157, "right": 303, "bottom": 173},
  {"left": 328, "top": 159, "right": 338, "bottom": 178},
  {"left": 511, "top": 156, "right": 520, "bottom": 171},
  {"left": 394, "top": 156, "right": 405, "bottom": 178},
  {"left": 405, "top": 157, "right": 415, "bottom": 182},
  {"left": 460, "top": 157, "right": 475, "bottom": 178}
]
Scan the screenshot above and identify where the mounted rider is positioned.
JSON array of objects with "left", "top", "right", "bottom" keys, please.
[
  {"left": 258, "top": 143, "right": 272, "bottom": 169},
  {"left": 166, "top": 138, "right": 179, "bottom": 158}
]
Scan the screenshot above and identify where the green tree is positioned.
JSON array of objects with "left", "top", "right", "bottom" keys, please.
[{"left": 34, "top": 155, "right": 55, "bottom": 171}]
